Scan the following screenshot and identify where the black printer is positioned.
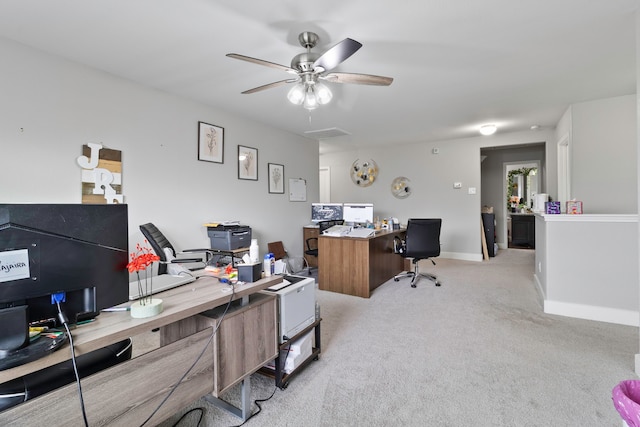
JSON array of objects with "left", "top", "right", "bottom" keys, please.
[{"left": 207, "top": 224, "right": 252, "bottom": 250}]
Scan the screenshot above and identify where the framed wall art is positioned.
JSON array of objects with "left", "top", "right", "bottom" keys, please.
[
  {"left": 198, "top": 121, "right": 224, "bottom": 163},
  {"left": 238, "top": 145, "right": 258, "bottom": 180},
  {"left": 268, "top": 163, "right": 284, "bottom": 194}
]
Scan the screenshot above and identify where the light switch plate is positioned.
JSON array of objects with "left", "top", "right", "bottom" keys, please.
[
  {"left": 468, "top": 187, "right": 477, "bottom": 195},
  {"left": 453, "top": 182, "right": 462, "bottom": 189}
]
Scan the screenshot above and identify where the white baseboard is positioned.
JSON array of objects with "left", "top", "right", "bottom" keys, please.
[{"left": 544, "top": 300, "right": 639, "bottom": 327}]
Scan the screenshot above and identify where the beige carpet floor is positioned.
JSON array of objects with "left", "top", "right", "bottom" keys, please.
[{"left": 146, "top": 249, "right": 638, "bottom": 427}]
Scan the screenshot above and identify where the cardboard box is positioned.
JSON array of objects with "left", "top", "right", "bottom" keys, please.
[
  {"left": 566, "top": 201, "right": 583, "bottom": 215},
  {"left": 545, "top": 201, "right": 561, "bottom": 214},
  {"left": 265, "top": 331, "right": 314, "bottom": 374}
]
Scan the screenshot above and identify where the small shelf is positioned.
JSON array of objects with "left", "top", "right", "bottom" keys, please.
[{"left": 259, "top": 318, "right": 321, "bottom": 389}]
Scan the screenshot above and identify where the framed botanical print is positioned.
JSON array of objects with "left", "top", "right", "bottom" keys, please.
[
  {"left": 268, "top": 163, "right": 284, "bottom": 194},
  {"left": 198, "top": 121, "right": 224, "bottom": 163},
  {"left": 238, "top": 145, "right": 258, "bottom": 180}
]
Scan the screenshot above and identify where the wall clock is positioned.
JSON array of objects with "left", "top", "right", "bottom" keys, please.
[
  {"left": 391, "top": 176, "right": 412, "bottom": 199},
  {"left": 350, "top": 159, "right": 378, "bottom": 187}
]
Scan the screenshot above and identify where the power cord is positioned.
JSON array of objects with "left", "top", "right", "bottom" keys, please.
[
  {"left": 229, "top": 382, "right": 278, "bottom": 427},
  {"left": 140, "top": 284, "right": 237, "bottom": 427},
  {"left": 53, "top": 293, "right": 89, "bottom": 427},
  {"left": 229, "top": 344, "right": 294, "bottom": 426},
  {"left": 171, "top": 407, "right": 204, "bottom": 427}
]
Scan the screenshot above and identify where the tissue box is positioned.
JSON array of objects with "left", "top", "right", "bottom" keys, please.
[
  {"left": 237, "top": 262, "right": 261, "bottom": 282},
  {"left": 545, "top": 201, "right": 561, "bottom": 214},
  {"left": 566, "top": 201, "right": 583, "bottom": 215}
]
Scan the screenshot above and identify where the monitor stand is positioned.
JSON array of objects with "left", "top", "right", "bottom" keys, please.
[{"left": 0, "top": 332, "right": 68, "bottom": 371}]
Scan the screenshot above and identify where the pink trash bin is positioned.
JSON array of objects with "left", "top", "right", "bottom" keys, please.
[{"left": 613, "top": 380, "right": 640, "bottom": 427}]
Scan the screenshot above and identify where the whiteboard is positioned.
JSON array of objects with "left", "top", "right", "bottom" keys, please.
[{"left": 289, "top": 178, "right": 307, "bottom": 202}]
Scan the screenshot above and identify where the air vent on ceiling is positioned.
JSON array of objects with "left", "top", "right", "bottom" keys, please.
[{"left": 304, "top": 127, "right": 350, "bottom": 140}]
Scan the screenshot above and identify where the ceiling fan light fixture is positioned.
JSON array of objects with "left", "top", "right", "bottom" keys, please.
[
  {"left": 228, "top": 31, "right": 392, "bottom": 111},
  {"left": 315, "top": 82, "right": 332, "bottom": 105},
  {"left": 479, "top": 124, "right": 497, "bottom": 136},
  {"left": 287, "top": 84, "right": 305, "bottom": 105},
  {"left": 302, "top": 85, "right": 318, "bottom": 110}
]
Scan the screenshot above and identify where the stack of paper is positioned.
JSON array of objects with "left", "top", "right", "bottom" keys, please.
[{"left": 203, "top": 220, "right": 240, "bottom": 227}]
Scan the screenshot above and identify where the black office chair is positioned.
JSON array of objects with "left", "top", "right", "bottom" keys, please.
[
  {"left": 304, "top": 220, "right": 344, "bottom": 274},
  {"left": 139, "top": 223, "right": 209, "bottom": 275},
  {"left": 393, "top": 218, "right": 442, "bottom": 288}
]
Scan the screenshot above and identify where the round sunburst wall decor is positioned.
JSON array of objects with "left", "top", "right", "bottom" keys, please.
[
  {"left": 391, "top": 176, "right": 412, "bottom": 199},
  {"left": 350, "top": 159, "right": 378, "bottom": 187}
]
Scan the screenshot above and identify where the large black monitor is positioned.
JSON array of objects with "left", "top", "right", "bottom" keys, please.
[
  {"left": 311, "top": 203, "right": 343, "bottom": 223},
  {"left": 0, "top": 204, "right": 129, "bottom": 358}
]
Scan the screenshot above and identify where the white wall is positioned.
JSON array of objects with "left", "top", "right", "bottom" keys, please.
[
  {"left": 319, "top": 94, "right": 636, "bottom": 261},
  {"left": 571, "top": 95, "right": 637, "bottom": 213},
  {"left": 320, "top": 129, "right": 554, "bottom": 260},
  {"left": 534, "top": 214, "right": 639, "bottom": 326},
  {"left": 0, "top": 37, "right": 319, "bottom": 262}
]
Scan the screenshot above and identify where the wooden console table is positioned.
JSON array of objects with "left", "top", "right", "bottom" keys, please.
[
  {"left": 318, "top": 229, "right": 405, "bottom": 298},
  {"left": 0, "top": 275, "right": 281, "bottom": 426}
]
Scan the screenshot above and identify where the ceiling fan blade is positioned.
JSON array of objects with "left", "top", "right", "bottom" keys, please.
[
  {"left": 241, "top": 79, "right": 298, "bottom": 94},
  {"left": 313, "top": 38, "right": 362, "bottom": 72},
  {"left": 226, "top": 53, "right": 298, "bottom": 75},
  {"left": 323, "top": 72, "right": 393, "bottom": 86}
]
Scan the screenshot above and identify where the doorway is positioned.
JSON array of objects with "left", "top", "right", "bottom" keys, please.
[
  {"left": 319, "top": 167, "right": 331, "bottom": 202},
  {"left": 480, "top": 143, "right": 545, "bottom": 251},
  {"left": 505, "top": 161, "right": 540, "bottom": 249}
]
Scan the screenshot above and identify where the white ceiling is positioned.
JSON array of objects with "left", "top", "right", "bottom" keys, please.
[{"left": 0, "top": 0, "right": 635, "bottom": 153}]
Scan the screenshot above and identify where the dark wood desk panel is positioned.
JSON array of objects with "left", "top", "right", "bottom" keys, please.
[{"left": 318, "top": 229, "right": 404, "bottom": 298}]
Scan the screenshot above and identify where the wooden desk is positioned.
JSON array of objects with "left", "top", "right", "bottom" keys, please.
[
  {"left": 0, "top": 275, "right": 281, "bottom": 426},
  {"left": 318, "top": 229, "right": 405, "bottom": 298}
]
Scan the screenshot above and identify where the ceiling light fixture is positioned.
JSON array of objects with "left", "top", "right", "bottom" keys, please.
[
  {"left": 479, "top": 124, "right": 497, "bottom": 136},
  {"left": 287, "top": 74, "right": 332, "bottom": 110}
]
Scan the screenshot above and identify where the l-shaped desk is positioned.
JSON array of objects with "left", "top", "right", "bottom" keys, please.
[
  {"left": 318, "top": 228, "right": 405, "bottom": 298},
  {"left": 0, "top": 275, "right": 281, "bottom": 426}
]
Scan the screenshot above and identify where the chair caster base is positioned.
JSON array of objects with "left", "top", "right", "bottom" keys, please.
[{"left": 411, "top": 284, "right": 417, "bottom": 288}]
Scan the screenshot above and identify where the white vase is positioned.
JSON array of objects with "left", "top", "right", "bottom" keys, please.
[{"left": 130, "top": 298, "right": 163, "bottom": 318}]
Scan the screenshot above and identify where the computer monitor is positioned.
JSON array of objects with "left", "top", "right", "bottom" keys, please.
[
  {"left": 0, "top": 204, "right": 129, "bottom": 359},
  {"left": 311, "top": 203, "right": 343, "bottom": 223},
  {"left": 342, "top": 203, "right": 374, "bottom": 225}
]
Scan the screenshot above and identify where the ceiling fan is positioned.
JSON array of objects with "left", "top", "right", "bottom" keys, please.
[{"left": 226, "top": 31, "right": 393, "bottom": 110}]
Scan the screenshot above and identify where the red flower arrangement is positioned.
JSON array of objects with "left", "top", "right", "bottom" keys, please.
[
  {"left": 127, "top": 241, "right": 160, "bottom": 273},
  {"left": 127, "top": 241, "right": 160, "bottom": 305}
]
